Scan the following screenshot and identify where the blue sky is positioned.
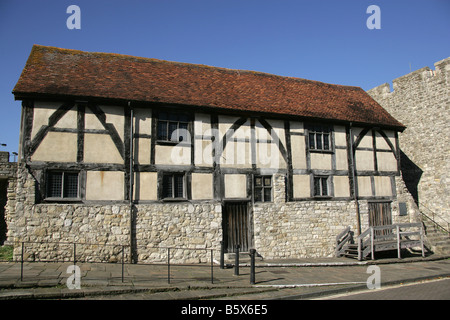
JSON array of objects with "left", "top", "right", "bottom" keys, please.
[{"left": 0, "top": 0, "right": 449, "bottom": 156}]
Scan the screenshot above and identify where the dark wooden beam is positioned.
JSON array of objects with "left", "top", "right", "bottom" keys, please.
[{"left": 77, "top": 103, "right": 85, "bottom": 163}]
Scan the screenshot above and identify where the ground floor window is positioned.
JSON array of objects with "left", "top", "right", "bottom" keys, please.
[
  {"left": 47, "top": 171, "right": 79, "bottom": 199},
  {"left": 254, "top": 175, "right": 272, "bottom": 202},
  {"left": 313, "top": 176, "right": 329, "bottom": 197},
  {"left": 162, "top": 173, "right": 186, "bottom": 199}
]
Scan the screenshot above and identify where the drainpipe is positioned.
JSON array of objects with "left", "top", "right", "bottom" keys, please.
[
  {"left": 128, "top": 102, "right": 135, "bottom": 263},
  {"left": 349, "top": 123, "right": 361, "bottom": 235}
]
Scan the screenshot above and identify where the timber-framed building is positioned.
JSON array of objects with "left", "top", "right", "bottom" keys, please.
[{"left": 6, "top": 45, "right": 418, "bottom": 263}]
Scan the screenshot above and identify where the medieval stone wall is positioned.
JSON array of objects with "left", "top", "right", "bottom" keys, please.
[
  {"left": 0, "top": 152, "right": 17, "bottom": 245},
  {"left": 367, "top": 57, "right": 450, "bottom": 226},
  {"left": 7, "top": 167, "right": 417, "bottom": 263}
]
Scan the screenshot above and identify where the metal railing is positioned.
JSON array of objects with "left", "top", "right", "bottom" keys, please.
[
  {"left": 17, "top": 240, "right": 218, "bottom": 284},
  {"left": 9, "top": 239, "right": 262, "bottom": 286},
  {"left": 19, "top": 240, "right": 129, "bottom": 282},
  {"left": 420, "top": 204, "right": 450, "bottom": 237}
]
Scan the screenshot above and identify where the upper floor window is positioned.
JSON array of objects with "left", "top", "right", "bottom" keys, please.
[
  {"left": 254, "top": 175, "right": 272, "bottom": 202},
  {"left": 47, "top": 171, "right": 79, "bottom": 199},
  {"left": 157, "top": 112, "right": 190, "bottom": 143},
  {"left": 308, "top": 124, "right": 331, "bottom": 151}
]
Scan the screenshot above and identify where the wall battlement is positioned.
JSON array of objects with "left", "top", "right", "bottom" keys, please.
[
  {"left": 367, "top": 57, "right": 449, "bottom": 225},
  {"left": 370, "top": 57, "right": 449, "bottom": 95}
]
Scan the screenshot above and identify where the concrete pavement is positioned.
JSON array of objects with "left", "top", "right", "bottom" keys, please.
[{"left": 0, "top": 254, "right": 449, "bottom": 300}]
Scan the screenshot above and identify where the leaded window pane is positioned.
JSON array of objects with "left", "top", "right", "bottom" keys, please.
[
  {"left": 178, "top": 122, "right": 188, "bottom": 142},
  {"left": 174, "top": 174, "right": 184, "bottom": 198},
  {"left": 314, "top": 177, "right": 321, "bottom": 196},
  {"left": 64, "top": 173, "right": 79, "bottom": 198},
  {"left": 321, "top": 177, "right": 328, "bottom": 196},
  {"left": 254, "top": 188, "right": 262, "bottom": 202},
  {"left": 264, "top": 188, "right": 272, "bottom": 202},
  {"left": 316, "top": 133, "right": 322, "bottom": 150},
  {"left": 309, "top": 133, "right": 315, "bottom": 149},
  {"left": 323, "top": 134, "right": 330, "bottom": 150},
  {"left": 48, "top": 172, "right": 63, "bottom": 198},
  {"left": 168, "top": 122, "right": 178, "bottom": 141},
  {"left": 162, "top": 174, "right": 173, "bottom": 198},
  {"left": 157, "top": 120, "right": 168, "bottom": 140}
]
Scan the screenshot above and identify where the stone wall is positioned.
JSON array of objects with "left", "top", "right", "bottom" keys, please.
[
  {"left": 367, "top": 57, "right": 450, "bottom": 226},
  {"left": 6, "top": 165, "right": 222, "bottom": 263},
  {"left": 7, "top": 166, "right": 421, "bottom": 263},
  {"left": 134, "top": 201, "right": 222, "bottom": 264},
  {"left": 0, "top": 152, "right": 17, "bottom": 245},
  {"left": 253, "top": 174, "right": 418, "bottom": 260}
]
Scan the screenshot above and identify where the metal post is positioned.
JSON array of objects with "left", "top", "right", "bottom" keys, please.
[
  {"left": 167, "top": 248, "right": 171, "bottom": 284},
  {"left": 250, "top": 249, "right": 256, "bottom": 285},
  {"left": 210, "top": 249, "right": 214, "bottom": 284},
  {"left": 73, "top": 242, "right": 76, "bottom": 265},
  {"left": 234, "top": 244, "right": 239, "bottom": 276},
  {"left": 121, "top": 245, "right": 125, "bottom": 283},
  {"left": 220, "top": 241, "right": 224, "bottom": 269},
  {"left": 20, "top": 242, "right": 24, "bottom": 281}
]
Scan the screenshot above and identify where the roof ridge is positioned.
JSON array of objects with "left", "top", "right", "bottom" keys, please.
[{"left": 31, "top": 44, "right": 362, "bottom": 91}]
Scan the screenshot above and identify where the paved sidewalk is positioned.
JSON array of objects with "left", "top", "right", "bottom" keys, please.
[{"left": 0, "top": 254, "right": 449, "bottom": 300}]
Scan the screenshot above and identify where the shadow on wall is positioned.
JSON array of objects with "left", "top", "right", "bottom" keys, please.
[
  {"left": 0, "top": 179, "right": 8, "bottom": 245},
  {"left": 400, "top": 150, "right": 422, "bottom": 206}
]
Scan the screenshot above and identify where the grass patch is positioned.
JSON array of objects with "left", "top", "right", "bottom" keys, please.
[{"left": 0, "top": 245, "right": 13, "bottom": 261}]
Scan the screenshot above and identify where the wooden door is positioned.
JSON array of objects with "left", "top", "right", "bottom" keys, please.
[
  {"left": 369, "top": 202, "right": 392, "bottom": 235},
  {"left": 223, "top": 202, "right": 250, "bottom": 253}
]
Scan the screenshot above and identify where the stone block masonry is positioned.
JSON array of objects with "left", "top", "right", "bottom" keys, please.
[
  {"left": 0, "top": 152, "right": 17, "bottom": 245},
  {"left": 6, "top": 167, "right": 418, "bottom": 263},
  {"left": 6, "top": 165, "right": 223, "bottom": 263},
  {"left": 368, "top": 57, "right": 450, "bottom": 226}
]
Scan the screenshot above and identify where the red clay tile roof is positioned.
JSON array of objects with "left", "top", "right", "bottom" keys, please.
[{"left": 13, "top": 45, "right": 405, "bottom": 130}]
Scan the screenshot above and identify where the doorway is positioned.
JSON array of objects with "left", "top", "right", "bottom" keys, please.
[
  {"left": 222, "top": 202, "right": 251, "bottom": 253},
  {"left": 368, "top": 201, "right": 392, "bottom": 235}
]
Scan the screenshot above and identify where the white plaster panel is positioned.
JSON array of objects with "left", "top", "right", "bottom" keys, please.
[
  {"left": 191, "top": 173, "right": 213, "bottom": 200},
  {"left": 86, "top": 171, "right": 124, "bottom": 201},
  {"left": 293, "top": 175, "right": 310, "bottom": 198},
  {"left": 31, "top": 132, "right": 77, "bottom": 162},
  {"left": 134, "top": 172, "right": 157, "bottom": 201},
  {"left": 84, "top": 134, "right": 123, "bottom": 164},
  {"left": 333, "top": 176, "right": 350, "bottom": 197},
  {"left": 224, "top": 174, "right": 247, "bottom": 198}
]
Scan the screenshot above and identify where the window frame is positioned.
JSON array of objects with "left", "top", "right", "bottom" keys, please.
[
  {"left": 313, "top": 175, "right": 330, "bottom": 198},
  {"left": 46, "top": 171, "right": 80, "bottom": 201},
  {"left": 161, "top": 172, "right": 187, "bottom": 200},
  {"left": 156, "top": 111, "right": 191, "bottom": 144},
  {"left": 253, "top": 175, "right": 273, "bottom": 203},
  {"left": 307, "top": 124, "right": 333, "bottom": 152}
]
